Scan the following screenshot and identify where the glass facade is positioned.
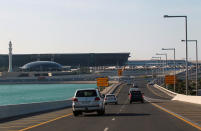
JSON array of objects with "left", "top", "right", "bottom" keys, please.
[{"left": 21, "top": 61, "right": 62, "bottom": 71}]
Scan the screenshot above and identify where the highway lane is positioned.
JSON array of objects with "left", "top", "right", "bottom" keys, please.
[{"left": 24, "top": 79, "right": 199, "bottom": 131}]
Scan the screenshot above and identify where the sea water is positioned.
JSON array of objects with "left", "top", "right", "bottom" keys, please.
[{"left": 0, "top": 84, "right": 96, "bottom": 106}]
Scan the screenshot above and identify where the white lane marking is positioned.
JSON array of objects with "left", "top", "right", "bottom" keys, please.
[
  {"left": 144, "top": 96, "right": 170, "bottom": 102},
  {"left": 104, "top": 127, "right": 109, "bottom": 131},
  {"left": 112, "top": 118, "right": 115, "bottom": 121}
]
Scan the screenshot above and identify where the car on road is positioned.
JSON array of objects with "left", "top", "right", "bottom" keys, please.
[
  {"left": 129, "top": 87, "right": 140, "bottom": 92},
  {"left": 128, "top": 90, "right": 144, "bottom": 104},
  {"left": 127, "top": 80, "right": 133, "bottom": 85},
  {"left": 148, "top": 82, "right": 154, "bottom": 86},
  {"left": 132, "top": 83, "right": 138, "bottom": 88},
  {"left": 104, "top": 94, "right": 118, "bottom": 105},
  {"left": 72, "top": 89, "right": 105, "bottom": 116}
]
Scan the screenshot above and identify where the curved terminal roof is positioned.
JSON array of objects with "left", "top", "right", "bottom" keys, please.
[{"left": 21, "top": 61, "right": 62, "bottom": 71}]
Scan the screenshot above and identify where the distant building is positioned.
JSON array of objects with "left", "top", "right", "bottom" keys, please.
[
  {"left": 0, "top": 53, "right": 130, "bottom": 71},
  {"left": 127, "top": 60, "right": 194, "bottom": 67},
  {"left": 20, "top": 61, "right": 62, "bottom": 72}
]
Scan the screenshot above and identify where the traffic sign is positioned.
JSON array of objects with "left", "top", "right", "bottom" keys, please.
[
  {"left": 96, "top": 77, "right": 109, "bottom": 87},
  {"left": 165, "top": 75, "right": 176, "bottom": 84},
  {"left": 118, "top": 69, "right": 123, "bottom": 76}
]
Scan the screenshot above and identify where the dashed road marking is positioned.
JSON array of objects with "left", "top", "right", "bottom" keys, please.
[
  {"left": 104, "top": 127, "right": 109, "bottom": 131},
  {"left": 112, "top": 118, "right": 115, "bottom": 121}
]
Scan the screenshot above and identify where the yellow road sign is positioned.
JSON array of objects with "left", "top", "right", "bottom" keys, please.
[
  {"left": 96, "top": 77, "right": 109, "bottom": 87},
  {"left": 118, "top": 69, "right": 123, "bottom": 76},
  {"left": 165, "top": 75, "right": 176, "bottom": 84},
  {"left": 96, "top": 77, "right": 108, "bottom": 81}
]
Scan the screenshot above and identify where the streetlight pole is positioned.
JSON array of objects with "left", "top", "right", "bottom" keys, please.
[
  {"left": 181, "top": 40, "right": 198, "bottom": 96},
  {"left": 164, "top": 15, "right": 188, "bottom": 95},
  {"left": 162, "top": 48, "right": 176, "bottom": 92}
]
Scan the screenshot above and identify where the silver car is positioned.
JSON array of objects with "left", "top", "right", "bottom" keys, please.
[
  {"left": 104, "top": 94, "right": 118, "bottom": 105},
  {"left": 72, "top": 89, "right": 105, "bottom": 116}
]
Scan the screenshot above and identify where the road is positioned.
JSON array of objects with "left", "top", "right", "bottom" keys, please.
[{"left": 6, "top": 78, "right": 197, "bottom": 131}]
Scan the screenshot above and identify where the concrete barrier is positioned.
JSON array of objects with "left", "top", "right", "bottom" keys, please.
[
  {"left": 0, "top": 83, "right": 120, "bottom": 120},
  {"left": 101, "top": 83, "right": 122, "bottom": 94},
  {"left": 0, "top": 100, "right": 72, "bottom": 120},
  {"left": 153, "top": 84, "right": 201, "bottom": 105},
  {"left": 153, "top": 84, "right": 177, "bottom": 97},
  {"left": 172, "top": 94, "right": 201, "bottom": 105}
]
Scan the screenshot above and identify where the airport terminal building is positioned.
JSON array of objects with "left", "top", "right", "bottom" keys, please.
[{"left": 0, "top": 53, "right": 130, "bottom": 71}]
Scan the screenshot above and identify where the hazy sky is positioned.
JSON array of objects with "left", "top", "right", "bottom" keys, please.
[{"left": 0, "top": 0, "right": 201, "bottom": 60}]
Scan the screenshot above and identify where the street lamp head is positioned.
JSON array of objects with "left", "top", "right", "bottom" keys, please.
[
  {"left": 164, "top": 15, "right": 169, "bottom": 18},
  {"left": 152, "top": 56, "right": 161, "bottom": 59},
  {"left": 181, "top": 40, "right": 185, "bottom": 42},
  {"left": 162, "top": 48, "right": 175, "bottom": 50},
  {"left": 163, "top": 15, "right": 187, "bottom": 18},
  {"left": 156, "top": 53, "right": 167, "bottom": 57}
]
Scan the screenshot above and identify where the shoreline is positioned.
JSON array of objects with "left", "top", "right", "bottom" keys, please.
[
  {"left": 0, "top": 81, "right": 118, "bottom": 85},
  {"left": 0, "top": 81, "right": 96, "bottom": 85}
]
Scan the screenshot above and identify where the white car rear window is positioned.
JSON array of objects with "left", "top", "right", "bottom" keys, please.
[{"left": 76, "top": 90, "right": 97, "bottom": 97}]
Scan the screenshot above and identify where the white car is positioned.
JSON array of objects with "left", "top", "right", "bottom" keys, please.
[
  {"left": 72, "top": 89, "right": 105, "bottom": 116},
  {"left": 104, "top": 94, "right": 118, "bottom": 105}
]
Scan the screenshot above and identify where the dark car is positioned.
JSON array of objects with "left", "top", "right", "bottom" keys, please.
[{"left": 128, "top": 91, "right": 144, "bottom": 104}]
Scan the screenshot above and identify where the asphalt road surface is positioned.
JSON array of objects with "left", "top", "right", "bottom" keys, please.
[{"left": 19, "top": 78, "right": 199, "bottom": 131}]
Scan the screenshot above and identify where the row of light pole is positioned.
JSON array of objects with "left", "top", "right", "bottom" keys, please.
[
  {"left": 151, "top": 57, "right": 162, "bottom": 84},
  {"left": 163, "top": 15, "right": 199, "bottom": 95},
  {"left": 181, "top": 40, "right": 198, "bottom": 96},
  {"left": 152, "top": 51, "right": 174, "bottom": 90},
  {"left": 162, "top": 48, "right": 176, "bottom": 92},
  {"left": 163, "top": 15, "right": 189, "bottom": 95}
]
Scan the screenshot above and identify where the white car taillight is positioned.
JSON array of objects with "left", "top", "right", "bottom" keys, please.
[
  {"left": 95, "top": 97, "right": 100, "bottom": 101},
  {"left": 72, "top": 97, "right": 78, "bottom": 102}
]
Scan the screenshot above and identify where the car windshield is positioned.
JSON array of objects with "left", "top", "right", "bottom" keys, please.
[{"left": 76, "top": 90, "right": 97, "bottom": 97}]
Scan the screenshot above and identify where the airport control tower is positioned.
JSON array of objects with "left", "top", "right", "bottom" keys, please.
[{"left": 8, "top": 41, "right": 13, "bottom": 72}]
